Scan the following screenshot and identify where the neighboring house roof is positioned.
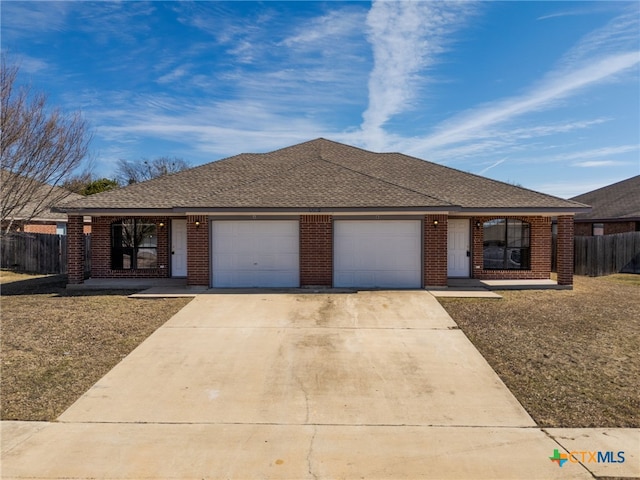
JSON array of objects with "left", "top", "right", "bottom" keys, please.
[
  {"left": 57, "top": 138, "right": 588, "bottom": 214},
  {"left": 570, "top": 175, "right": 640, "bottom": 222},
  {"left": 1, "top": 169, "right": 82, "bottom": 223}
]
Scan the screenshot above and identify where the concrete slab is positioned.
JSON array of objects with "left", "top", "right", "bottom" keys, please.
[
  {"left": 59, "top": 293, "right": 532, "bottom": 427},
  {"left": 128, "top": 285, "right": 205, "bottom": 298},
  {"left": 164, "top": 291, "right": 458, "bottom": 329},
  {"left": 2, "top": 423, "right": 593, "bottom": 480},
  {"left": 7, "top": 291, "right": 571, "bottom": 479},
  {"left": 0, "top": 421, "right": 49, "bottom": 455},
  {"left": 546, "top": 428, "right": 640, "bottom": 478},
  {"left": 59, "top": 327, "right": 533, "bottom": 426},
  {"left": 428, "top": 289, "right": 502, "bottom": 298},
  {"left": 447, "top": 278, "right": 569, "bottom": 290}
]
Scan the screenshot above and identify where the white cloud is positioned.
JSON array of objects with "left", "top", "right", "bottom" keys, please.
[
  {"left": 281, "top": 8, "right": 366, "bottom": 51},
  {"left": 559, "top": 5, "right": 640, "bottom": 68},
  {"left": 157, "top": 66, "right": 190, "bottom": 85},
  {"left": 394, "top": 6, "right": 640, "bottom": 163},
  {"left": 0, "top": 2, "right": 71, "bottom": 37},
  {"left": 15, "top": 55, "right": 49, "bottom": 74},
  {"left": 532, "top": 178, "right": 633, "bottom": 199},
  {"left": 477, "top": 157, "right": 507, "bottom": 175},
  {"left": 572, "top": 160, "right": 631, "bottom": 168},
  {"left": 549, "top": 145, "right": 639, "bottom": 162},
  {"left": 360, "top": 0, "right": 476, "bottom": 150},
  {"left": 415, "top": 51, "right": 639, "bottom": 152}
]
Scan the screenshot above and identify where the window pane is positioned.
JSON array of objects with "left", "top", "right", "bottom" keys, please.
[
  {"left": 136, "top": 224, "right": 157, "bottom": 248},
  {"left": 483, "top": 219, "right": 506, "bottom": 269},
  {"left": 136, "top": 248, "right": 157, "bottom": 269},
  {"left": 593, "top": 223, "right": 604, "bottom": 236},
  {"left": 112, "top": 220, "right": 157, "bottom": 270},
  {"left": 111, "top": 247, "right": 133, "bottom": 269},
  {"left": 483, "top": 219, "right": 531, "bottom": 270},
  {"left": 483, "top": 219, "right": 506, "bottom": 246}
]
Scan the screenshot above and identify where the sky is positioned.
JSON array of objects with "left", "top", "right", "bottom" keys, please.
[{"left": 2, "top": 0, "right": 639, "bottom": 199}]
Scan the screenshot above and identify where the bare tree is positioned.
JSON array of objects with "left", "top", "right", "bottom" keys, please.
[
  {"left": 1, "top": 58, "right": 92, "bottom": 233},
  {"left": 116, "top": 156, "right": 190, "bottom": 185}
]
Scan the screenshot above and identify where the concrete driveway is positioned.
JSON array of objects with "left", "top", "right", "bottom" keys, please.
[{"left": 2, "top": 291, "right": 596, "bottom": 479}]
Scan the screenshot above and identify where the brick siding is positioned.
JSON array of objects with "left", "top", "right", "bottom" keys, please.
[
  {"left": 300, "top": 215, "right": 332, "bottom": 286},
  {"left": 575, "top": 221, "right": 637, "bottom": 236},
  {"left": 23, "top": 223, "right": 58, "bottom": 234},
  {"left": 186, "top": 215, "right": 210, "bottom": 286},
  {"left": 67, "top": 215, "right": 85, "bottom": 284},
  {"left": 471, "top": 216, "right": 552, "bottom": 280},
  {"left": 424, "top": 214, "right": 448, "bottom": 287},
  {"left": 79, "top": 213, "right": 566, "bottom": 287},
  {"left": 90, "top": 216, "right": 171, "bottom": 279},
  {"left": 556, "top": 215, "right": 574, "bottom": 286},
  {"left": 22, "top": 222, "right": 91, "bottom": 234}
]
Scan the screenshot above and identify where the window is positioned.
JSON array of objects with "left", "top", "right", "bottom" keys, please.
[
  {"left": 592, "top": 223, "right": 604, "bottom": 236},
  {"left": 483, "top": 219, "right": 530, "bottom": 270},
  {"left": 111, "top": 220, "right": 157, "bottom": 269}
]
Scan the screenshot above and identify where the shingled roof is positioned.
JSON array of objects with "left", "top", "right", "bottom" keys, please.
[
  {"left": 58, "top": 138, "right": 587, "bottom": 213},
  {"left": 1, "top": 169, "right": 82, "bottom": 222},
  {"left": 571, "top": 175, "right": 640, "bottom": 222}
]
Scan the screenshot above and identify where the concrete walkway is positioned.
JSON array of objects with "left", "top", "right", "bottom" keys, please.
[{"left": 2, "top": 291, "right": 638, "bottom": 479}]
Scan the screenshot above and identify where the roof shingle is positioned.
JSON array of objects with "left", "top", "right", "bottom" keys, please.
[
  {"left": 58, "top": 138, "right": 587, "bottom": 213},
  {"left": 571, "top": 175, "right": 640, "bottom": 221}
]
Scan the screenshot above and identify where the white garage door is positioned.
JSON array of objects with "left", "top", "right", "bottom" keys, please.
[
  {"left": 211, "top": 220, "right": 299, "bottom": 288},
  {"left": 334, "top": 220, "right": 422, "bottom": 288}
]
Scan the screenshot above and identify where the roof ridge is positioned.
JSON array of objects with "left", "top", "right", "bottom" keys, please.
[
  {"left": 381, "top": 151, "right": 589, "bottom": 206},
  {"left": 571, "top": 174, "right": 640, "bottom": 201},
  {"left": 317, "top": 151, "right": 457, "bottom": 207},
  {"left": 185, "top": 155, "right": 321, "bottom": 206}
]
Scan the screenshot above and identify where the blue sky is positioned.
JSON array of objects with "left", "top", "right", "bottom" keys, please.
[{"left": 2, "top": 1, "right": 639, "bottom": 198}]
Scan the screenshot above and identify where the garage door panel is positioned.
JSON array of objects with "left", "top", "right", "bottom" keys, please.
[
  {"left": 334, "top": 220, "right": 421, "bottom": 288},
  {"left": 212, "top": 220, "right": 299, "bottom": 288}
]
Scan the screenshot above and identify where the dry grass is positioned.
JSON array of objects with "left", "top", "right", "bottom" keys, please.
[
  {"left": 1, "top": 272, "right": 191, "bottom": 421},
  {"left": 439, "top": 274, "right": 640, "bottom": 428}
]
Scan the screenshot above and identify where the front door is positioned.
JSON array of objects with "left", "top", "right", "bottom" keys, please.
[
  {"left": 171, "top": 219, "right": 187, "bottom": 277},
  {"left": 448, "top": 219, "right": 470, "bottom": 277}
]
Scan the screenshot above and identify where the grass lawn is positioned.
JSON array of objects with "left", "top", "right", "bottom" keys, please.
[
  {"left": 2, "top": 271, "right": 638, "bottom": 429},
  {"left": 439, "top": 274, "right": 640, "bottom": 428},
  {"left": 1, "top": 271, "right": 192, "bottom": 421}
]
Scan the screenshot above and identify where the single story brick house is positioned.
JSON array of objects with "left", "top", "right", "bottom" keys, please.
[
  {"left": 1, "top": 169, "right": 91, "bottom": 235},
  {"left": 57, "top": 139, "right": 588, "bottom": 288},
  {"left": 570, "top": 175, "right": 640, "bottom": 236}
]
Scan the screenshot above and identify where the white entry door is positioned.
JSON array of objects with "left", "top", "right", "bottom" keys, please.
[
  {"left": 448, "top": 219, "right": 470, "bottom": 277},
  {"left": 211, "top": 220, "right": 299, "bottom": 288},
  {"left": 334, "top": 220, "right": 421, "bottom": 288},
  {"left": 171, "top": 219, "right": 188, "bottom": 277}
]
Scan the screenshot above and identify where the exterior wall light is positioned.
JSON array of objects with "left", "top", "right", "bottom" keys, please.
[
  {"left": 195, "top": 221, "right": 201, "bottom": 228},
  {"left": 433, "top": 220, "right": 439, "bottom": 227}
]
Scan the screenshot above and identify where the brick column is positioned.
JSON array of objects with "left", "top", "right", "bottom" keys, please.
[
  {"left": 424, "top": 214, "right": 448, "bottom": 287},
  {"left": 67, "top": 215, "right": 85, "bottom": 284},
  {"left": 187, "top": 215, "right": 209, "bottom": 286},
  {"left": 300, "top": 215, "right": 332, "bottom": 287},
  {"left": 556, "top": 215, "right": 574, "bottom": 286}
]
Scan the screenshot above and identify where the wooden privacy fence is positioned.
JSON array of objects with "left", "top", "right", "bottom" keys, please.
[
  {"left": 574, "top": 231, "right": 640, "bottom": 276},
  {"left": 0, "top": 233, "right": 91, "bottom": 275}
]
